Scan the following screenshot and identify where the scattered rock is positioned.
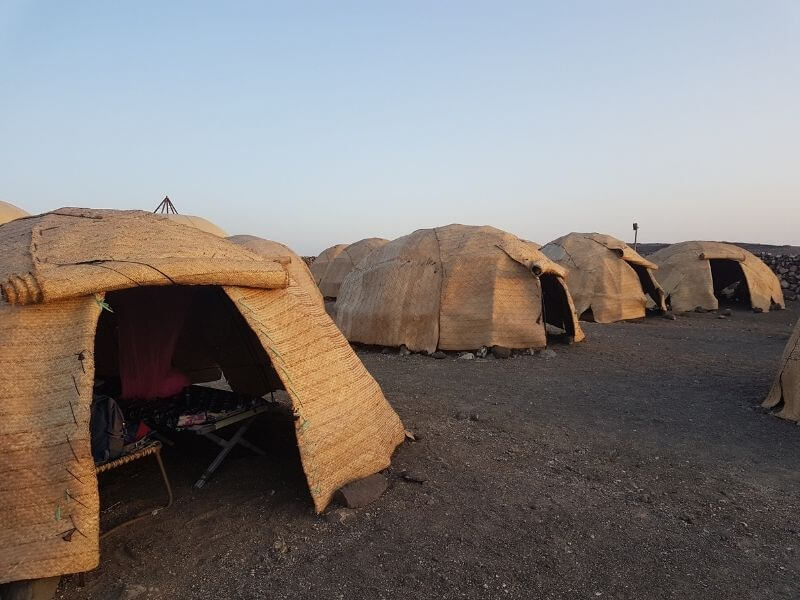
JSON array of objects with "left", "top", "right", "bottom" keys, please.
[
  {"left": 272, "top": 538, "right": 291, "bottom": 555},
  {"left": 401, "top": 470, "right": 427, "bottom": 484},
  {"left": 119, "top": 584, "right": 149, "bottom": 600},
  {"left": 404, "top": 429, "right": 417, "bottom": 441},
  {"left": 491, "top": 345, "right": 512, "bottom": 359},
  {"left": 399, "top": 345, "right": 411, "bottom": 356},
  {"left": 469, "top": 413, "right": 481, "bottom": 422},
  {"left": 781, "top": 279, "right": 790, "bottom": 289},
  {"left": 325, "top": 508, "right": 357, "bottom": 524},
  {"left": 454, "top": 410, "right": 468, "bottom": 420},
  {"left": 334, "top": 473, "right": 389, "bottom": 508},
  {"left": 458, "top": 352, "right": 475, "bottom": 360},
  {"left": 476, "top": 346, "right": 488, "bottom": 358},
  {"left": 431, "top": 351, "right": 446, "bottom": 359}
]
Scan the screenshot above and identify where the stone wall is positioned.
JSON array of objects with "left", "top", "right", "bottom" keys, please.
[{"left": 757, "top": 253, "right": 800, "bottom": 302}]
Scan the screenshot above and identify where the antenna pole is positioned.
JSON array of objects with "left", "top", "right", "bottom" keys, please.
[{"left": 154, "top": 196, "right": 179, "bottom": 214}]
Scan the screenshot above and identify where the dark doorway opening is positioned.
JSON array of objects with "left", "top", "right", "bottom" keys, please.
[
  {"left": 709, "top": 259, "right": 751, "bottom": 307},
  {"left": 540, "top": 273, "right": 577, "bottom": 339}
]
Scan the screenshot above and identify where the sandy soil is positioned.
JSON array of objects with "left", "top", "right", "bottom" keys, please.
[{"left": 57, "top": 303, "right": 799, "bottom": 600}]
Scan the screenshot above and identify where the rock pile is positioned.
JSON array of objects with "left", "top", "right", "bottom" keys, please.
[{"left": 758, "top": 253, "right": 800, "bottom": 302}]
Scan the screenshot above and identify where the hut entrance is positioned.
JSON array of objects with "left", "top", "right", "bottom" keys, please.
[
  {"left": 628, "top": 262, "right": 663, "bottom": 308},
  {"left": 540, "top": 273, "right": 577, "bottom": 340},
  {"left": 92, "top": 285, "right": 287, "bottom": 490},
  {"left": 709, "top": 259, "right": 751, "bottom": 307}
]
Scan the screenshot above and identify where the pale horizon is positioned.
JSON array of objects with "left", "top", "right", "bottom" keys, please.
[{"left": 2, "top": 1, "right": 798, "bottom": 256}]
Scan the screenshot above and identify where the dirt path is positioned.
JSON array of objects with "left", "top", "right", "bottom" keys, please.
[{"left": 59, "top": 304, "right": 800, "bottom": 600}]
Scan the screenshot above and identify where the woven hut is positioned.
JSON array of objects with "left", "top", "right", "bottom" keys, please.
[
  {"left": 649, "top": 241, "right": 785, "bottom": 313},
  {"left": 228, "top": 235, "right": 324, "bottom": 308},
  {"left": 541, "top": 232, "right": 666, "bottom": 323},
  {"left": 335, "top": 224, "right": 585, "bottom": 353},
  {"left": 166, "top": 213, "right": 227, "bottom": 237},
  {"left": 310, "top": 244, "right": 348, "bottom": 288},
  {"left": 316, "top": 238, "right": 389, "bottom": 299},
  {"left": 0, "top": 209, "right": 404, "bottom": 585},
  {"left": 763, "top": 318, "right": 800, "bottom": 421},
  {"left": 152, "top": 196, "right": 227, "bottom": 237},
  {"left": 0, "top": 200, "right": 29, "bottom": 225}
]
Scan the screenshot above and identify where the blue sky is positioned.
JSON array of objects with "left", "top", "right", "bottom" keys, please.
[{"left": 1, "top": 1, "right": 798, "bottom": 254}]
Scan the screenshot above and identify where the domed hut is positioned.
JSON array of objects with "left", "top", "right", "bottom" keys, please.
[
  {"left": 763, "top": 318, "right": 800, "bottom": 421},
  {"left": 335, "top": 224, "right": 585, "bottom": 353},
  {"left": 0, "top": 209, "right": 405, "bottom": 587},
  {"left": 541, "top": 232, "right": 666, "bottom": 323},
  {"left": 649, "top": 241, "right": 784, "bottom": 313},
  {"left": 153, "top": 195, "right": 227, "bottom": 237},
  {"left": 310, "top": 243, "right": 348, "bottom": 288},
  {"left": 228, "top": 235, "right": 324, "bottom": 308},
  {"left": 0, "top": 200, "right": 29, "bottom": 225},
  {"left": 316, "top": 238, "right": 389, "bottom": 299}
]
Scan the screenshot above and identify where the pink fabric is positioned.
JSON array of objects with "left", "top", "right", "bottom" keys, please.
[{"left": 113, "top": 286, "right": 192, "bottom": 399}]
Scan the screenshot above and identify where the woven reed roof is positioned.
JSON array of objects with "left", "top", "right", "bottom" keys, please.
[
  {"left": 541, "top": 232, "right": 666, "bottom": 323},
  {"left": 165, "top": 213, "right": 228, "bottom": 237},
  {"left": 227, "top": 235, "right": 324, "bottom": 307},
  {"left": 649, "top": 241, "right": 784, "bottom": 313},
  {"left": 0, "top": 208, "right": 283, "bottom": 306},
  {"left": 316, "top": 237, "right": 389, "bottom": 298},
  {"left": 335, "top": 224, "right": 585, "bottom": 353},
  {"left": 0, "top": 200, "right": 29, "bottom": 225},
  {"left": 0, "top": 208, "right": 404, "bottom": 583}
]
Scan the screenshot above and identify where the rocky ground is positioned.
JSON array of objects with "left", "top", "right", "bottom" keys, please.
[{"left": 57, "top": 302, "right": 799, "bottom": 600}]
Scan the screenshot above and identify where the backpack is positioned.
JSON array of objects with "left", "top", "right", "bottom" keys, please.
[{"left": 90, "top": 394, "right": 126, "bottom": 463}]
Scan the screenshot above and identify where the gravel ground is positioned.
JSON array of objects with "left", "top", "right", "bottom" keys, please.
[{"left": 58, "top": 302, "right": 800, "bottom": 600}]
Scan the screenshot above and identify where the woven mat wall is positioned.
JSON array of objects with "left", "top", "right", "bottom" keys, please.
[
  {"left": 0, "top": 296, "right": 101, "bottom": 583},
  {"left": 764, "top": 319, "right": 800, "bottom": 421}
]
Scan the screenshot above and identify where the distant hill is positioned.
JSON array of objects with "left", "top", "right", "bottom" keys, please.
[{"left": 636, "top": 242, "right": 800, "bottom": 257}]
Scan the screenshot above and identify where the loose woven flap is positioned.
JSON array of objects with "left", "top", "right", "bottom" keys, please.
[
  {"left": 0, "top": 209, "right": 288, "bottom": 306},
  {"left": 225, "top": 282, "right": 406, "bottom": 511}
]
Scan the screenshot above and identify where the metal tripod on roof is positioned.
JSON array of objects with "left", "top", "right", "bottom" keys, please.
[{"left": 154, "top": 196, "right": 179, "bottom": 215}]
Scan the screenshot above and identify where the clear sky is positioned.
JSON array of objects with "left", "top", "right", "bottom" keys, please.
[{"left": 1, "top": 1, "right": 798, "bottom": 254}]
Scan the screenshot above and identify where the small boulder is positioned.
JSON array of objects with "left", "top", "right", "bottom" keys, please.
[
  {"left": 539, "top": 348, "right": 557, "bottom": 359},
  {"left": 476, "top": 346, "right": 488, "bottom": 358},
  {"left": 400, "top": 470, "right": 427, "bottom": 484},
  {"left": 721, "top": 308, "right": 732, "bottom": 316},
  {"left": 491, "top": 345, "right": 512, "bottom": 359},
  {"left": 399, "top": 345, "right": 411, "bottom": 356},
  {"left": 458, "top": 352, "right": 475, "bottom": 360},
  {"left": 431, "top": 351, "right": 446, "bottom": 359},
  {"left": 662, "top": 312, "right": 676, "bottom": 321},
  {"left": 334, "top": 473, "right": 389, "bottom": 508}
]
